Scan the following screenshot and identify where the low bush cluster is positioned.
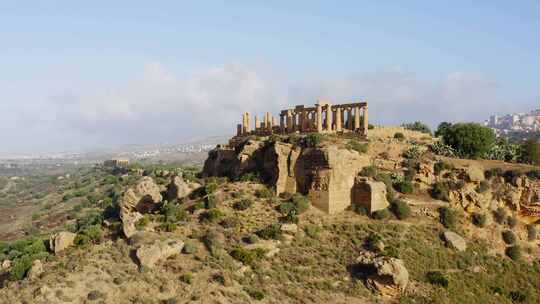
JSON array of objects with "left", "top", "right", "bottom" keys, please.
[
  {"left": 390, "top": 199, "right": 411, "bottom": 220},
  {"left": 346, "top": 140, "right": 369, "bottom": 154},
  {"left": 402, "top": 121, "right": 432, "bottom": 134},
  {"left": 502, "top": 230, "right": 516, "bottom": 244},
  {"left": 1, "top": 237, "right": 50, "bottom": 281},
  {"left": 471, "top": 213, "right": 487, "bottom": 227},
  {"left": 426, "top": 271, "right": 449, "bottom": 288},
  {"left": 434, "top": 161, "right": 453, "bottom": 176},
  {"left": 233, "top": 199, "right": 253, "bottom": 211},
  {"left": 229, "top": 247, "right": 266, "bottom": 265},
  {"left": 372, "top": 209, "right": 390, "bottom": 220},
  {"left": 393, "top": 132, "right": 405, "bottom": 141},
  {"left": 439, "top": 207, "right": 457, "bottom": 229},
  {"left": 256, "top": 224, "right": 282, "bottom": 240}
]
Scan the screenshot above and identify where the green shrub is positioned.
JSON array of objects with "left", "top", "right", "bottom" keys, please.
[
  {"left": 257, "top": 224, "right": 282, "bottom": 240},
  {"left": 245, "top": 288, "right": 265, "bottom": 301},
  {"left": 346, "top": 140, "right": 369, "bottom": 153},
  {"left": 359, "top": 165, "right": 377, "bottom": 178},
  {"left": 475, "top": 180, "right": 490, "bottom": 193},
  {"left": 390, "top": 199, "right": 411, "bottom": 220},
  {"left": 182, "top": 242, "right": 198, "bottom": 254},
  {"left": 81, "top": 225, "right": 103, "bottom": 242},
  {"left": 508, "top": 290, "right": 528, "bottom": 303},
  {"left": 434, "top": 161, "right": 453, "bottom": 176},
  {"left": 305, "top": 133, "right": 322, "bottom": 148},
  {"left": 372, "top": 209, "right": 390, "bottom": 220},
  {"left": 518, "top": 139, "right": 540, "bottom": 165},
  {"left": 239, "top": 172, "right": 261, "bottom": 183},
  {"left": 402, "top": 121, "right": 432, "bottom": 134},
  {"left": 205, "top": 194, "right": 218, "bottom": 209},
  {"left": 431, "top": 182, "right": 450, "bottom": 201},
  {"left": 442, "top": 123, "right": 496, "bottom": 159},
  {"left": 304, "top": 225, "right": 321, "bottom": 239},
  {"left": 255, "top": 187, "right": 273, "bottom": 199},
  {"left": 161, "top": 203, "right": 187, "bottom": 222},
  {"left": 507, "top": 216, "right": 518, "bottom": 228},
  {"left": 159, "top": 222, "right": 177, "bottom": 232},
  {"left": 229, "top": 247, "right": 266, "bottom": 265},
  {"left": 502, "top": 230, "right": 516, "bottom": 244},
  {"left": 471, "top": 213, "right": 487, "bottom": 227},
  {"left": 245, "top": 234, "right": 259, "bottom": 244},
  {"left": 393, "top": 132, "right": 405, "bottom": 140},
  {"left": 74, "top": 234, "right": 90, "bottom": 246},
  {"left": 429, "top": 142, "right": 456, "bottom": 157},
  {"left": 179, "top": 273, "right": 193, "bottom": 284},
  {"left": 439, "top": 207, "right": 456, "bottom": 229},
  {"left": 220, "top": 217, "right": 240, "bottom": 228},
  {"left": 9, "top": 256, "right": 33, "bottom": 281},
  {"left": 426, "top": 271, "right": 449, "bottom": 288},
  {"left": 394, "top": 180, "right": 413, "bottom": 194},
  {"left": 494, "top": 207, "right": 507, "bottom": 225},
  {"left": 233, "top": 199, "right": 253, "bottom": 211},
  {"left": 204, "top": 182, "right": 218, "bottom": 195},
  {"left": 365, "top": 234, "right": 383, "bottom": 252},
  {"left": 435, "top": 122, "right": 452, "bottom": 138},
  {"left": 506, "top": 245, "right": 521, "bottom": 261},
  {"left": 352, "top": 204, "right": 369, "bottom": 216},
  {"left": 403, "top": 145, "right": 423, "bottom": 160},
  {"left": 200, "top": 209, "right": 224, "bottom": 223},
  {"left": 279, "top": 193, "right": 309, "bottom": 215}
]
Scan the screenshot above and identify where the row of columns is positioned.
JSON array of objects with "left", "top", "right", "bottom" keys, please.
[{"left": 237, "top": 103, "right": 368, "bottom": 136}]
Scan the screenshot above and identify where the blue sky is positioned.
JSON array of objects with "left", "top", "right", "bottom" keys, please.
[{"left": 1, "top": 1, "right": 539, "bottom": 154}]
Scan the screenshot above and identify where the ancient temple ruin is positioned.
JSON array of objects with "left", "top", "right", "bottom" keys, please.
[{"left": 235, "top": 100, "right": 369, "bottom": 137}]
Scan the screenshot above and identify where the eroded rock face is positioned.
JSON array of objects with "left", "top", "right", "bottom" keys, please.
[
  {"left": 356, "top": 252, "right": 409, "bottom": 296},
  {"left": 120, "top": 177, "right": 163, "bottom": 238},
  {"left": 165, "top": 175, "right": 200, "bottom": 202},
  {"left": 442, "top": 231, "right": 467, "bottom": 252},
  {"left": 203, "top": 140, "right": 370, "bottom": 214},
  {"left": 49, "top": 232, "right": 77, "bottom": 254},
  {"left": 352, "top": 178, "right": 389, "bottom": 214},
  {"left": 136, "top": 239, "right": 184, "bottom": 269}
]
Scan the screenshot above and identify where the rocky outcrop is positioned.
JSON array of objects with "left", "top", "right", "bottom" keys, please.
[
  {"left": 27, "top": 259, "right": 43, "bottom": 280},
  {"left": 136, "top": 239, "right": 184, "bottom": 269},
  {"left": 245, "top": 240, "right": 281, "bottom": 258},
  {"left": 352, "top": 178, "right": 389, "bottom": 214},
  {"left": 120, "top": 177, "right": 163, "bottom": 238},
  {"left": 356, "top": 252, "right": 409, "bottom": 296},
  {"left": 203, "top": 139, "right": 370, "bottom": 214},
  {"left": 442, "top": 231, "right": 467, "bottom": 252},
  {"left": 165, "top": 175, "right": 200, "bottom": 202},
  {"left": 1, "top": 260, "right": 11, "bottom": 270},
  {"left": 49, "top": 231, "right": 76, "bottom": 254}
]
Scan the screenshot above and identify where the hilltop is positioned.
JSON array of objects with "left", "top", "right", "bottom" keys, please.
[{"left": 0, "top": 126, "right": 539, "bottom": 303}]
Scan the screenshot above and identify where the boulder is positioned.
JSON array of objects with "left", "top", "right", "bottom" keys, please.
[
  {"left": 120, "top": 177, "right": 163, "bottom": 238},
  {"left": 356, "top": 252, "right": 409, "bottom": 296},
  {"left": 136, "top": 239, "right": 184, "bottom": 269},
  {"left": 352, "top": 178, "right": 389, "bottom": 214},
  {"left": 280, "top": 223, "right": 298, "bottom": 234},
  {"left": 1, "top": 259, "right": 11, "bottom": 270},
  {"left": 165, "top": 175, "right": 200, "bottom": 201},
  {"left": 27, "top": 259, "right": 43, "bottom": 280},
  {"left": 442, "top": 231, "right": 467, "bottom": 252},
  {"left": 49, "top": 231, "right": 76, "bottom": 254}
]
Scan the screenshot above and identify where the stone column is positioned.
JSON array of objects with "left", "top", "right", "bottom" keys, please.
[
  {"left": 316, "top": 103, "right": 323, "bottom": 132},
  {"left": 237, "top": 124, "right": 242, "bottom": 136},
  {"left": 279, "top": 114, "right": 285, "bottom": 132},
  {"left": 246, "top": 113, "right": 251, "bottom": 133},
  {"left": 326, "top": 104, "right": 332, "bottom": 131},
  {"left": 336, "top": 107, "right": 342, "bottom": 132},
  {"left": 271, "top": 115, "right": 276, "bottom": 131},
  {"left": 287, "top": 110, "right": 294, "bottom": 133},
  {"left": 255, "top": 115, "right": 260, "bottom": 131},
  {"left": 347, "top": 108, "right": 354, "bottom": 130},
  {"left": 363, "top": 106, "right": 369, "bottom": 136},
  {"left": 354, "top": 106, "right": 360, "bottom": 130}
]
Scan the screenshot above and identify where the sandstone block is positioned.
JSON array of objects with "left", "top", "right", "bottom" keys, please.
[
  {"left": 136, "top": 239, "right": 184, "bottom": 269},
  {"left": 442, "top": 231, "right": 467, "bottom": 252},
  {"left": 49, "top": 232, "right": 77, "bottom": 254},
  {"left": 352, "top": 178, "right": 390, "bottom": 214}
]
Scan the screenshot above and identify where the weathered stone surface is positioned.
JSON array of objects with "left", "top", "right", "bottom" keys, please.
[
  {"left": 458, "top": 165, "right": 485, "bottom": 182},
  {"left": 165, "top": 175, "right": 200, "bottom": 201},
  {"left": 414, "top": 162, "right": 436, "bottom": 186},
  {"left": 27, "top": 259, "right": 43, "bottom": 280},
  {"left": 442, "top": 231, "right": 467, "bottom": 252},
  {"left": 352, "top": 178, "right": 390, "bottom": 214},
  {"left": 120, "top": 177, "right": 163, "bottom": 238},
  {"left": 356, "top": 252, "right": 409, "bottom": 296},
  {"left": 136, "top": 239, "right": 184, "bottom": 269},
  {"left": 49, "top": 231, "right": 76, "bottom": 254},
  {"left": 303, "top": 147, "right": 370, "bottom": 214},
  {"left": 263, "top": 142, "right": 300, "bottom": 194},
  {"left": 280, "top": 223, "right": 298, "bottom": 234}
]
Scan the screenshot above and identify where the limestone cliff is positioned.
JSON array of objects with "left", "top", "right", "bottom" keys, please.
[{"left": 203, "top": 139, "right": 370, "bottom": 214}]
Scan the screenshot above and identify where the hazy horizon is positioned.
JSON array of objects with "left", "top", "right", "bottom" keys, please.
[{"left": 1, "top": 1, "right": 539, "bottom": 155}]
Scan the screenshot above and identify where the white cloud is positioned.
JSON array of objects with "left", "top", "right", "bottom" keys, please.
[{"left": 0, "top": 62, "right": 525, "bottom": 154}]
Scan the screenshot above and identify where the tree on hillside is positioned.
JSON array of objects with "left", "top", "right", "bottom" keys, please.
[
  {"left": 402, "top": 121, "right": 432, "bottom": 135},
  {"left": 519, "top": 139, "right": 540, "bottom": 165},
  {"left": 435, "top": 122, "right": 452, "bottom": 138},
  {"left": 442, "top": 123, "right": 496, "bottom": 159}
]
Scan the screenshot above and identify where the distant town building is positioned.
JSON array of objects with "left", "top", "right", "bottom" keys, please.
[{"left": 485, "top": 109, "right": 540, "bottom": 136}]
